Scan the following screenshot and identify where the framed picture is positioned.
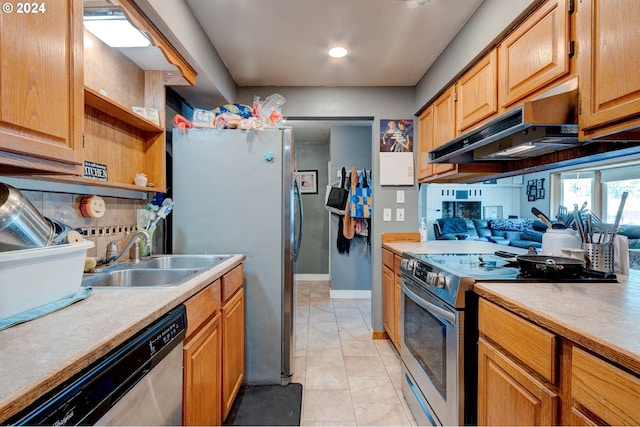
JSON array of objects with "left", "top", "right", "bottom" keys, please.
[
  {"left": 296, "top": 170, "right": 318, "bottom": 194},
  {"left": 483, "top": 205, "right": 503, "bottom": 220}
]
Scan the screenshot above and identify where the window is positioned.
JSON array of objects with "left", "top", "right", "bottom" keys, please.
[
  {"left": 601, "top": 165, "right": 640, "bottom": 225},
  {"left": 559, "top": 172, "right": 594, "bottom": 213}
]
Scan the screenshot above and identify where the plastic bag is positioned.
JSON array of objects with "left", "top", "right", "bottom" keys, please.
[{"left": 252, "top": 93, "right": 286, "bottom": 126}]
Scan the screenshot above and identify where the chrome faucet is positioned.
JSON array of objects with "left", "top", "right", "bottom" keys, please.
[{"left": 105, "top": 230, "right": 152, "bottom": 264}]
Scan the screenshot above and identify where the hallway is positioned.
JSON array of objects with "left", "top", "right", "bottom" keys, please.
[{"left": 294, "top": 281, "right": 416, "bottom": 426}]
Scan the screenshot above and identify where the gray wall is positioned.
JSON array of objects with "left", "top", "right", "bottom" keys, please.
[
  {"left": 239, "top": 86, "right": 418, "bottom": 332},
  {"left": 295, "top": 141, "right": 330, "bottom": 275},
  {"left": 414, "top": 0, "right": 540, "bottom": 111},
  {"left": 329, "top": 126, "right": 372, "bottom": 292}
]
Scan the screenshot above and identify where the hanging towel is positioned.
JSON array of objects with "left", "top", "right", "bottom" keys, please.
[
  {"left": 349, "top": 170, "right": 372, "bottom": 219},
  {"left": 342, "top": 168, "right": 358, "bottom": 239}
]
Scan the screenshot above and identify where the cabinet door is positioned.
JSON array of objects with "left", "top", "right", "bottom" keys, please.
[
  {"left": 571, "top": 346, "right": 640, "bottom": 425},
  {"left": 578, "top": 0, "right": 640, "bottom": 134},
  {"left": 498, "top": 0, "right": 570, "bottom": 109},
  {"left": 382, "top": 265, "right": 395, "bottom": 345},
  {"left": 417, "top": 106, "right": 434, "bottom": 181},
  {"left": 0, "top": 0, "right": 83, "bottom": 171},
  {"left": 456, "top": 49, "right": 498, "bottom": 134},
  {"left": 393, "top": 272, "right": 401, "bottom": 351},
  {"left": 222, "top": 288, "right": 245, "bottom": 420},
  {"left": 478, "top": 338, "right": 559, "bottom": 426},
  {"left": 432, "top": 87, "right": 456, "bottom": 175},
  {"left": 183, "top": 312, "right": 222, "bottom": 426}
]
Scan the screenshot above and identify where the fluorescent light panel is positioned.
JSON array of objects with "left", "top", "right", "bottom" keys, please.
[{"left": 84, "top": 15, "right": 150, "bottom": 48}]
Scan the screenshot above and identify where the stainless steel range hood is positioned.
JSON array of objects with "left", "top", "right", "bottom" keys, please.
[{"left": 429, "top": 82, "right": 579, "bottom": 164}]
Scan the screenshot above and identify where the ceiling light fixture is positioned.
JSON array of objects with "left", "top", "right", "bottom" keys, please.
[
  {"left": 328, "top": 46, "right": 348, "bottom": 59},
  {"left": 84, "top": 10, "right": 150, "bottom": 48}
]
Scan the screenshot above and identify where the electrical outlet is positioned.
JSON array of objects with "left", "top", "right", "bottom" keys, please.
[
  {"left": 396, "top": 208, "right": 405, "bottom": 222},
  {"left": 383, "top": 209, "right": 392, "bottom": 221},
  {"left": 396, "top": 190, "right": 405, "bottom": 204}
]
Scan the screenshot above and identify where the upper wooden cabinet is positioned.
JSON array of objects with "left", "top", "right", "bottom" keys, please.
[
  {"left": 577, "top": 0, "right": 640, "bottom": 140},
  {"left": 417, "top": 106, "right": 434, "bottom": 181},
  {"left": 431, "top": 87, "right": 457, "bottom": 176},
  {"left": 498, "top": 0, "right": 572, "bottom": 109},
  {"left": 456, "top": 49, "right": 498, "bottom": 134},
  {"left": 0, "top": 0, "right": 83, "bottom": 174},
  {"left": 0, "top": 0, "right": 195, "bottom": 191}
]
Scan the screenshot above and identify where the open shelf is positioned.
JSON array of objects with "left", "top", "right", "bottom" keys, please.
[{"left": 84, "top": 87, "right": 164, "bottom": 134}]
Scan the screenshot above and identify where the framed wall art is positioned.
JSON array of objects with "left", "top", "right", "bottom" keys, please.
[{"left": 296, "top": 170, "right": 318, "bottom": 194}]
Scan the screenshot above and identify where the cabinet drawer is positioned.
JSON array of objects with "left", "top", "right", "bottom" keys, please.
[
  {"left": 184, "top": 279, "right": 221, "bottom": 339},
  {"left": 478, "top": 299, "right": 557, "bottom": 383},
  {"left": 382, "top": 249, "right": 394, "bottom": 269},
  {"left": 571, "top": 347, "right": 640, "bottom": 425},
  {"left": 222, "top": 265, "right": 244, "bottom": 302}
]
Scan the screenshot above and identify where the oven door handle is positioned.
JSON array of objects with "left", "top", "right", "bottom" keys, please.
[{"left": 402, "top": 282, "right": 456, "bottom": 325}]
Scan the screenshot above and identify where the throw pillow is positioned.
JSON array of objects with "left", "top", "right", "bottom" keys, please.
[{"left": 440, "top": 218, "right": 468, "bottom": 234}]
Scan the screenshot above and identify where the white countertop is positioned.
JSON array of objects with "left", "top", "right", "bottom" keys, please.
[
  {"left": 383, "top": 240, "right": 640, "bottom": 375},
  {"left": 0, "top": 254, "right": 245, "bottom": 422}
]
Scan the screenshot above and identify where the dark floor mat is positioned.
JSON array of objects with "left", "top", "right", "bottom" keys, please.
[{"left": 223, "top": 383, "right": 303, "bottom": 426}]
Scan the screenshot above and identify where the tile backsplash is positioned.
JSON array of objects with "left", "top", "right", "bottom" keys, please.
[{"left": 22, "top": 190, "right": 146, "bottom": 260}]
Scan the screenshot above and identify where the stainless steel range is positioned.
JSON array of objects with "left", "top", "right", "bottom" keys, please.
[{"left": 399, "top": 251, "right": 617, "bottom": 426}]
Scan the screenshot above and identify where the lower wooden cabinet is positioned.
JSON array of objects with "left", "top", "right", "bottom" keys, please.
[
  {"left": 478, "top": 296, "right": 640, "bottom": 425},
  {"left": 182, "top": 265, "right": 245, "bottom": 425},
  {"left": 382, "top": 248, "right": 401, "bottom": 349},
  {"left": 183, "top": 312, "right": 222, "bottom": 426},
  {"left": 571, "top": 346, "right": 640, "bottom": 426},
  {"left": 222, "top": 287, "right": 245, "bottom": 420},
  {"left": 478, "top": 338, "right": 559, "bottom": 426}
]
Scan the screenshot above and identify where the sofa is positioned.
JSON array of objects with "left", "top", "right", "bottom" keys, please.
[{"left": 433, "top": 217, "right": 545, "bottom": 249}]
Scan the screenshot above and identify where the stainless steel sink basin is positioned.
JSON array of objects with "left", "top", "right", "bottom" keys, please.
[
  {"left": 135, "top": 254, "right": 232, "bottom": 269},
  {"left": 82, "top": 268, "right": 201, "bottom": 288}
]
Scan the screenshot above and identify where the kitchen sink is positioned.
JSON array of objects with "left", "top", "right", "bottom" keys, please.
[
  {"left": 135, "top": 254, "right": 232, "bottom": 269},
  {"left": 82, "top": 268, "right": 201, "bottom": 288}
]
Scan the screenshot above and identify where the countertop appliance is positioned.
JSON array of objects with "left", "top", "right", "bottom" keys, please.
[
  {"left": 7, "top": 305, "right": 186, "bottom": 425},
  {"left": 172, "top": 128, "right": 301, "bottom": 385},
  {"left": 398, "top": 251, "right": 616, "bottom": 426}
]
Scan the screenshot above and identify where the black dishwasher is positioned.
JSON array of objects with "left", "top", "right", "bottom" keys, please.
[{"left": 7, "top": 305, "right": 187, "bottom": 426}]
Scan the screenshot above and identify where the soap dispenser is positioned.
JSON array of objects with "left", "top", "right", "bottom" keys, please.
[{"left": 419, "top": 217, "right": 427, "bottom": 242}]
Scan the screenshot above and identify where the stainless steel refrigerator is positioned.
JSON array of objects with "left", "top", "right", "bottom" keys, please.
[{"left": 171, "top": 128, "right": 301, "bottom": 385}]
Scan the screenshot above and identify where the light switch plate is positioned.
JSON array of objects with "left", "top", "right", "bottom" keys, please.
[
  {"left": 383, "top": 208, "right": 392, "bottom": 221},
  {"left": 396, "top": 190, "right": 405, "bottom": 204},
  {"left": 396, "top": 208, "right": 405, "bottom": 222}
]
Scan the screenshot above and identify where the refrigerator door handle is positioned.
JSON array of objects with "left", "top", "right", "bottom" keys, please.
[{"left": 293, "top": 179, "right": 303, "bottom": 262}]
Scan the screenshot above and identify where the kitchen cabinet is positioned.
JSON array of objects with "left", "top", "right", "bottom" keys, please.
[
  {"left": 417, "top": 106, "right": 434, "bottom": 181},
  {"left": 221, "top": 266, "right": 245, "bottom": 420},
  {"left": 382, "top": 249, "right": 397, "bottom": 348},
  {"left": 477, "top": 298, "right": 559, "bottom": 426},
  {"left": 478, "top": 296, "right": 640, "bottom": 426},
  {"left": 183, "top": 278, "right": 223, "bottom": 426},
  {"left": 0, "top": 0, "right": 83, "bottom": 174},
  {"left": 432, "top": 87, "right": 457, "bottom": 176},
  {"left": 478, "top": 338, "right": 559, "bottom": 426},
  {"left": 571, "top": 346, "right": 640, "bottom": 425},
  {"left": 183, "top": 266, "right": 246, "bottom": 425},
  {"left": 0, "top": 0, "right": 195, "bottom": 191},
  {"left": 498, "top": 0, "right": 573, "bottom": 109},
  {"left": 577, "top": 0, "right": 640, "bottom": 141},
  {"left": 456, "top": 49, "right": 498, "bottom": 134},
  {"left": 418, "top": 55, "right": 502, "bottom": 183}
]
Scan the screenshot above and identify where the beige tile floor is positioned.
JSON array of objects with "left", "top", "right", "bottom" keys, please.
[{"left": 294, "top": 281, "right": 417, "bottom": 426}]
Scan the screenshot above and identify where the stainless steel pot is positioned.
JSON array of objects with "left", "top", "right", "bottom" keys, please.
[{"left": 0, "top": 183, "right": 54, "bottom": 251}]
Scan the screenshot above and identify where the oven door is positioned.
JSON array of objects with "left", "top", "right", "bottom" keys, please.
[{"left": 400, "top": 276, "right": 462, "bottom": 427}]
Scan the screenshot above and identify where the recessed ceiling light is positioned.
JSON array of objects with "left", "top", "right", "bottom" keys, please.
[{"left": 328, "top": 46, "right": 348, "bottom": 59}]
